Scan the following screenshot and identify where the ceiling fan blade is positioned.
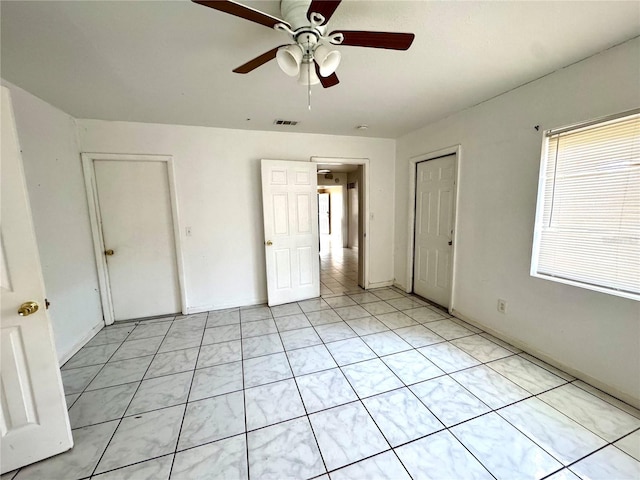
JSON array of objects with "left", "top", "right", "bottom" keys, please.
[
  {"left": 307, "top": 0, "right": 341, "bottom": 24},
  {"left": 314, "top": 61, "right": 339, "bottom": 88},
  {"left": 331, "top": 30, "right": 415, "bottom": 50},
  {"left": 233, "top": 46, "right": 285, "bottom": 74},
  {"left": 192, "top": 0, "right": 291, "bottom": 30}
]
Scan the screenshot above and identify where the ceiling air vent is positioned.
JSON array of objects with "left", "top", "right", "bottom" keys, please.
[{"left": 273, "top": 119, "right": 299, "bottom": 126}]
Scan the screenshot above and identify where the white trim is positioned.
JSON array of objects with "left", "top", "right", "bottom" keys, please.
[
  {"left": 81, "top": 153, "right": 187, "bottom": 325},
  {"left": 311, "top": 156, "right": 371, "bottom": 288},
  {"left": 58, "top": 321, "right": 103, "bottom": 365},
  {"left": 406, "top": 145, "right": 462, "bottom": 313}
]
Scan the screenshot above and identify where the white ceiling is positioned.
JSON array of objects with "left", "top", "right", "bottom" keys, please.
[{"left": 2, "top": 1, "right": 639, "bottom": 139}]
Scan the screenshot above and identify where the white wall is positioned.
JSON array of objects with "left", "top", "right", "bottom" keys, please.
[
  {"left": 77, "top": 120, "right": 396, "bottom": 311},
  {"left": 3, "top": 81, "right": 104, "bottom": 362},
  {"left": 394, "top": 38, "right": 640, "bottom": 405}
]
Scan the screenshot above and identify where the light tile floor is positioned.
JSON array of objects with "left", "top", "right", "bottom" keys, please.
[{"left": 4, "top": 251, "right": 640, "bottom": 479}]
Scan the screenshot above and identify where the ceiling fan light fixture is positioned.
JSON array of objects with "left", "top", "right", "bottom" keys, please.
[
  {"left": 314, "top": 44, "right": 341, "bottom": 77},
  {"left": 297, "top": 62, "right": 321, "bottom": 85},
  {"left": 276, "top": 44, "right": 303, "bottom": 76}
]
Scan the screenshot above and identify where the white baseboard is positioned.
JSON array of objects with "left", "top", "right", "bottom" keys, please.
[
  {"left": 367, "top": 280, "right": 394, "bottom": 289},
  {"left": 186, "top": 297, "right": 268, "bottom": 314},
  {"left": 451, "top": 308, "right": 640, "bottom": 410},
  {"left": 58, "top": 321, "right": 104, "bottom": 366}
]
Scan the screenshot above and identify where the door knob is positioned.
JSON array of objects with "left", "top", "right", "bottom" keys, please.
[
  {"left": 18, "top": 301, "right": 39, "bottom": 316},
  {"left": 265, "top": 241, "right": 273, "bottom": 246},
  {"left": 104, "top": 249, "right": 115, "bottom": 256}
]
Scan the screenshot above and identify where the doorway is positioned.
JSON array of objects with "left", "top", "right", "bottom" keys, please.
[
  {"left": 411, "top": 152, "right": 458, "bottom": 309},
  {"left": 315, "top": 161, "right": 366, "bottom": 293},
  {"left": 82, "top": 153, "right": 185, "bottom": 324}
]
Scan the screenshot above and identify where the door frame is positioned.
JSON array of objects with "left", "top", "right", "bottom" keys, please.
[
  {"left": 81, "top": 153, "right": 186, "bottom": 325},
  {"left": 311, "top": 156, "right": 370, "bottom": 288},
  {"left": 406, "top": 145, "right": 461, "bottom": 312}
]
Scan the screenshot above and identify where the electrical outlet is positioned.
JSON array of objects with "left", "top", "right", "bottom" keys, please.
[{"left": 497, "top": 299, "right": 507, "bottom": 314}]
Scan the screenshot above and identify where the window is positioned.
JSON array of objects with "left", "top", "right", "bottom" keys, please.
[{"left": 531, "top": 110, "right": 640, "bottom": 300}]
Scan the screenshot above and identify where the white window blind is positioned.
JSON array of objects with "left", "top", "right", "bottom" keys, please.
[{"left": 531, "top": 110, "right": 640, "bottom": 300}]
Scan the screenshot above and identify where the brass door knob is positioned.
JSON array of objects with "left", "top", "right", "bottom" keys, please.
[
  {"left": 18, "top": 301, "right": 39, "bottom": 316},
  {"left": 265, "top": 241, "right": 273, "bottom": 246},
  {"left": 104, "top": 249, "right": 115, "bottom": 256}
]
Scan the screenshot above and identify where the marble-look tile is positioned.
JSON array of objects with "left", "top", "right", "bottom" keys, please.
[
  {"left": 202, "top": 324, "right": 241, "bottom": 345},
  {"left": 615, "top": 430, "right": 640, "bottom": 461},
  {"left": 158, "top": 329, "right": 202, "bottom": 353},
  {"left": 371, "top": 289, "right": 404, "bottom": 301},
  {"left": 538, "top": 383, "right": 640, "bottom": 442},
  {"left": 14, "top": 420, "right": 119, "bottom": 480},
  {"left": 375, "top": 312, "right": 419, "bottom": 330},
  {"left": 324, "top": 296, "right": 357, "bottom": 308},
  {"left": 287, "top": 344, "right": 337, "bottom": 376},
  {"left": 452, "top": 412, "right": 562, "bottom": 480},
  {"left": 393, "top": 325, "right": 444, "bottom": 348},
  {"left": 306, "top": 309, "right": 343, "bottom": 326},
  {"left": 396, "top": 430, "right": 492, "bottom": 480},
  {"left": 110, "top": 336, "right": 163, "bottom": 362},
  {"left": 242, "top": 333, "right": 284, "bottom": 359},
  {"left": 280, "top": 327, "right": 322, "bottom": 350},
  {"left": 544, "top": 469, "right": 581, "bottom": 480},
  {"left": 62, "top": 343, "right": 119, "bottom": 370},
  {"left": 418, "top": 342, "right": 480, "bottom": 373},
  {"left": 381, "top": 349, "right": 444, "bottom": 385},
  {"left": 296, "top": 368, "right": 358, "bottom": 413},
  {"left": 385, "top": 297, "right": 425, "bottom": 311},
  {"left": 487, "top": 355, "right": 567, "bottom": 394},
  {"left": 2, "top": 469, "right": 17, "bottom": 480},
  {"left": 363, "top": 388, "right": 443, "bottom": 446},
  {"left": 126, "top": 371, "right": 192, "bottom": 415},
  {"left": 334, "top": 305, "right": 370, "bottom": 321},
  {"left": 243, "top": 352, "right": 293, "bottom": 387},
  {"left": 310, "top": 402, "right": 388, "bottom": 471},
  {"left": 65, "top": 393, "right": 80, "bottom": 409},
  {"left": 325, "top": 337, "right": 377, "bottom": 366},
  {"left": 451, "top": 365, "right": 531, "bottom": 409},
  {"left": 449, "top": 317, "right": 482, "bottom": 333},
  {"left": 404, "top": 307, "right": 446, "bottom": 323},
  {"left": 315, "top": 322, "right": 357, "bottom": 342},
  {"left": 168, "top": 317, "right": 205, "bottom": 333},
  {"left": 341, "top": 358, "right": 404, "bottom": 398},
  {"left": 86, "top": 356, "right": 153, "bottom": 391},
  {"left": 271, "top": 303, "right": 303, "bottom": 317},
  {"left": 178, "top": 391, "right": 245, "bottom": 450},
  {"left": 274, "top": 313, "right": 312, "bottom": 332},
  {"left": 424, "top": 319, "right": 474, "bottom": 340},
  {"left": 144, "top": 347, "right": 198, "bottom": 379},
  {"left": 189, "top": 361, "right": 243, "bottom": 401},
  {"left": 172, "top": 435, "right": 248, "bottom": 480},
  {"left": 499, "top": 397, "right": 608, "bottom": 465},
  {"left": 245, "top": 378, "right": 306, "bottom": 430},
  {"left": 196, "top": 340, "right": 242, "bottom": 368},
  {"left": 478, "top": 332, "right": 521, "bottom": 352},
  {"left": 69, "top": 382, "right": 138, "bottom": 428},
  {"left": 362, "top": 301, "right": 398, "bottom": 316},
  {"left": 360, "top": 331, "right": 412, "bottom": 356},
  {"left": 206, "top": 309, "right": 240, "bottom": 328},
  {"left": 84, "top": 326, "right": 134, "bottom": 348},
  {"left": 298, "top": 298, "right": 331, "bottom": 313},
  {"left": 330, "top": 451, "right": 411, "bottom": 480},
  {"left": 241, "top": 318, "right": 278, "bottom": 338},
  {"left": 240, "top": 306, "right": 272, "bottom": 322},
  {"left": 570, "top": 445, "right": 640, "bottom": 480},
  {"left": 345, "top": 317, "right": 389, "bottom": 336},
  {"left": 61, "top": 364, "right": 103, "bottom": 394},
  {"left": 573, "top": 380, "right": 640, "bottom": 419},
  {"left": 126, "top": 322, "right": 172, "bottom": 341},
  {"left": 411, "top": 375, "right": 490, "bottom": 427},
  {"left": 348, "top": 292, "right": 382, "bottom": 304},
  {"left": 451, "top": 335, "right": 513, "bottom": 363},
  {"left": 95, "top": 405, "right": 185, "bottom": 474},
  {"left": 248, "top": 417, "right": 325, "bottom": 479},
  {"left": 518, "top": 352, "right": 575, "bottom": 381},
  {"left": 93, "top": 455, "right": 173, "bottom": 480}
]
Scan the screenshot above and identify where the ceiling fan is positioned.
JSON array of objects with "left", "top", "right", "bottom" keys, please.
[{"left": 192, "top": 0, "right": 415, "bottom": 88}]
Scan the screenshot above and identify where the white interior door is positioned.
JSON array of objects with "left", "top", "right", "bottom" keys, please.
[
  {"left": 94, "top": 160, "right": 180, "bottom": 320},
  {"left": 318, "top": 193, "right": 330, "bottom": 235},
  {"left": 261, "top": 159, "right": 320, "bottom": 306},
  {"left": 1, "top": 86, "right": 73, "bottom": 474},
  {"left": 413, "top": 155, "right": 456, "bottom": 307}
]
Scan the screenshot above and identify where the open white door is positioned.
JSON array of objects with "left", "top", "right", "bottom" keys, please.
[
  {"left": 1, "top": 87, "right": 73, "bottom": 473},
  {"left": 261, "top": 159, "right": 320, "bottom": 306}
]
